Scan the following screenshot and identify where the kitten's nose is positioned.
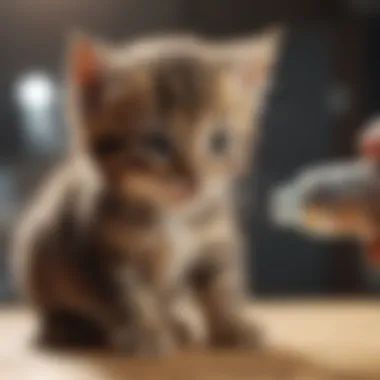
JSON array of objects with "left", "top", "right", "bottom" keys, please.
[
  {"left": 173, "top": 175, "right": 199, "bottom": 199},
  {"left": 180, "top": 175, "right": 198, "bottom": 192}
]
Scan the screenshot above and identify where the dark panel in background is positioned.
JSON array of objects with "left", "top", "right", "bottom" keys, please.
[
  {"left": 182, "top": 0, "right": 339, "bottom": 37},
  {"left": 368, "top": 15, "right": 380, "bottom": 116},
  {"left": 253, "top": 26, "right": 335, "bottom": 296},
  {"left": 327, "top": 18, "right": 368, "bottom": 294}
]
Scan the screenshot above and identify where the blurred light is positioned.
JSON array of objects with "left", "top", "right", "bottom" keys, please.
[
  {"left": 13, "top": 72, "right": 62, "bottom": 154},
  {"left": 14, "top": 72, "right": 55, "bottom": 111}
]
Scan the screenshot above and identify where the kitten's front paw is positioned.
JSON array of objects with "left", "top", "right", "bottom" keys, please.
[
  {"left": 211, "top": 308, "right": 264, "bottom": 350},
  {"left": 170, "top": 297, "right": 208, "bottom": 348},
  {"left": 111, "top": 325, "right": 176, "bottom": 357}
]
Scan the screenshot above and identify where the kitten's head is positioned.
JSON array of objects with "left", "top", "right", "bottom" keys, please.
[{"left": 67, "top": 31, "right": 281, "bottom": 213}]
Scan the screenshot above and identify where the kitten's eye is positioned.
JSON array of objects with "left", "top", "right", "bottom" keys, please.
[
  {"left": 210, "top": 129, "right": 229, "bottom": 155},
  {"left": 143, "top": 132, "right": 172, "bottom": 158},
  {"left": 94, "top": 136, "right": 126, "bottom": 156}
]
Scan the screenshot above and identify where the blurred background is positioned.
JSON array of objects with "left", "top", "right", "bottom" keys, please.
[{"left": 0, "top": 0, "right": 379, "bottom": 301}]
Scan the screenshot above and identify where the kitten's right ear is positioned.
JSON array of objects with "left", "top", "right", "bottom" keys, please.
[
  {"left": 67, "top": 32, "right": 107, "bottom": 113},
  {"left": 215, "top": 27, "right": 284, "bottom": 91}
]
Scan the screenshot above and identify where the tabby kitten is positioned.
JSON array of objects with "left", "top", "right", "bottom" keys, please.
[{"left": 13, "top": 30, "right": 281, "bottom": 356}]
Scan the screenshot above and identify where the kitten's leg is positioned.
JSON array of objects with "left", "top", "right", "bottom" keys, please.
[
  {"left": 107, "top": 268, "right": 175, "bottom": 356},
  {"left": 27, "top": 250, "right": 174, "bottom": 356},
  {"left": 36, "top": 283, "right": 174, "bottom": 356},
  {"left": 168, "top": 289, "right": 208, "bottom": 348},
  {"left": 53, "top": 274, "right": 175, "bottom": 356},
  {"left": 192, "top": 243, "right": 262, "bottom": 349}
]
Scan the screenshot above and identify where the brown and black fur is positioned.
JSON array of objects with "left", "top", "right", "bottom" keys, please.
[{"left": 13, "top": 31, "right": 281, "bottom": 355}]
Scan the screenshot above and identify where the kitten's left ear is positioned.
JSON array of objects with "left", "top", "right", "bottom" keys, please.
[
  {"left": 68, "top": 31, "right": 107, "bottom": 87},
  {"left": 217, "top": 26, "right": 284, "bottom": 89},
  {"left": 67, "top": 31, "right": 109, "bottom": 114}
]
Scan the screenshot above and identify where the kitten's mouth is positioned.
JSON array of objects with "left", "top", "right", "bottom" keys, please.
[
  {"left": 121, "top": 174, "right": 226, "bottom": 215},
  {"left": 121, "top": 176, "right": 198, "bottom": 213},
  {"left": 171, "top": 184, "right": 197, "bottom": 202}
]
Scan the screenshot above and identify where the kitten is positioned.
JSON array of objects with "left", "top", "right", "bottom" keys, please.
[{"left": 13, "top": 30, "right": 281, "bottom": 355}]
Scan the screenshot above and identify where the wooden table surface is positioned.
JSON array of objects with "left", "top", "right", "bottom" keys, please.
[{"left": 1, "top": 301, "right": 380, "bottom": 379}]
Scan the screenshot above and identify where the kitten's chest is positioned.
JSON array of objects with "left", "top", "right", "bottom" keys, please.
[
  {"left": 163, "top": 207, "right": 236, "bottom": 284},
  {"left": 164, "top": 216, "right": 199, "bottom": 283}
]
